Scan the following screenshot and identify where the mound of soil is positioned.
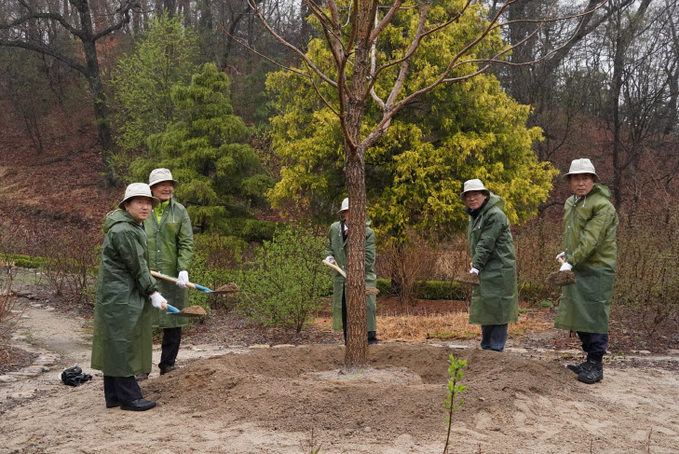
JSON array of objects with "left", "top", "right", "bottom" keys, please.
[{"left": 143, "top": 344, "right": 578, "bottom": 440}]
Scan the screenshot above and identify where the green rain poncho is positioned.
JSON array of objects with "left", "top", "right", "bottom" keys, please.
[
  {"left": 145, "top": 198, "right": 194, "bottom": 329},
  {"left": 91, "top": 209, "right": 157, "bottom": 376},
  {"left": 324, "top": 219, "right": 377, "bottom": 332},
  {"left": 467, "top": 193, "right": 519, "bottom": 325},
  {"left": 555, "top": 183, "right": 618, "bottom": 334}
]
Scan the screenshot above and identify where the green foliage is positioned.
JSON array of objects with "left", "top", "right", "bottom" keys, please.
[
  {"left": 266, "top": 1, "right": 558, "bottom": 236},
  {"left": 235, "top": 226, "right": 329, "bottom": 333},
  {"left": 189, "top": 233, "right": 248, "bottom": 310},
  {"left": 443, "top": 354, "right": 467, "bottom": 454},
  {"left": 109, "top": 14, "right": 201, "bottom": 154},
  {"left": 129, "top": 63, "right": 276, "bottom": 235}
]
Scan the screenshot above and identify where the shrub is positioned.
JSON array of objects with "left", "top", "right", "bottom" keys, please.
[
  {"left": 377, "top": 231, "right": 441, "bottom": 305},
  {"left": 513, "top": 217, "right": 562, "bottom": 305},
  {"left": 615, "top": 208, "right": 679, "bottom": 337},
  {"left": 236, "top": 225, "right": 329, "bottom": 333},
  {"left": 40, "top": 230, "right": 100, "bottom": 307}
]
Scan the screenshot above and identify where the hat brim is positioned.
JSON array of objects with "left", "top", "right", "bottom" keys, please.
[
  {"left": 460, "top": 189, "right": 490, "bottom": 199},
  {"left": 150, "top": 178, "right": 179, "bottom": 187},
  {"left": 563, "top": 171, "right": 598, "bottom": 181},
  {"left": 119, "top": 195, "right": 160, "bottom": 209}
]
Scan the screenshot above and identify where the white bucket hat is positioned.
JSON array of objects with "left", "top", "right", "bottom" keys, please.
[
  {"left": 564, "top": 158, "right": 598, "bottom": 180},
  {"left": 460, "top": 179, "right": 490, "bottom": 198},
  {"left": 118, "top": 183, "right": 160, "bottom": 209},
  {"left": 339, "top": 197, "right": 349, "bottom": 212},
  {"left": 149, "top": 168, "right": 179, "bottom": 187}
]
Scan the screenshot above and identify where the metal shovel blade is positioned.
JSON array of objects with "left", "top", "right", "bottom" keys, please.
[{"left": 166, "top": 303, "right": 207, "bottom": 317}]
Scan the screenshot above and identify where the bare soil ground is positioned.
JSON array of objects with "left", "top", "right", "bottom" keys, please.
[{"left": 2, "top": 275, "right": 679, "bottom": 454}]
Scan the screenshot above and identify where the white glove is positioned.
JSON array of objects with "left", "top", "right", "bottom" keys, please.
[
  {"left": 176, "top": 270, "right": 189, "bottom": 288},
  {"left": 469, "top": 267, "right": 479, "bottom": 275},
  {"left": 325, "top": 256, "right": 335, "bottom": 264},
  {"left": 150, "top": 292, "right": 167, "bottom": 310},
  {"left": 559, "top": 262, "right": 573, "bottom": 272},
  {"left": 555, "top": 252, "right": 565, "bottom": 261}
]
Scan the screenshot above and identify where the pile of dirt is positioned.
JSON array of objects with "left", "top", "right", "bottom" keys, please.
[{"left": 143, "top": 344, "right": 579, "bottom": 440}]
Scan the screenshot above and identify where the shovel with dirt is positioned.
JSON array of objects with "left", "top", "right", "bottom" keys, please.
[
  {"left": 164, "top": 302, "right": 207, "bottom": 318},
  {"left": 545, "top": 257, "right": 577, "bottom": 286},
  {"left": 151, "top": 270, "right": 239, "bottom": 294}
]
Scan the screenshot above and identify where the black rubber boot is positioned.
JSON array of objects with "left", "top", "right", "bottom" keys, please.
[
  {"left": 577, "top": 360, "right": 603, "bottom": 384},
  {"left": 567, "top": 361, "right": 591, "bottom": 375},
  {"left": 368, "top": 331, "right": 378, "bottom": 345}
]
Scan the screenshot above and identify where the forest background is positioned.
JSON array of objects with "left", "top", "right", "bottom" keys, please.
[{"left": 1, "top": 0, "right": 679, "bottom": 354}]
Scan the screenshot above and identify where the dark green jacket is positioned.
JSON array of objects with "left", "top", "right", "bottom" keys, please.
[
  {"left": 324, "top": 219, "right": 377, "bottom": 332},
  {"left": 91, "top": 209, "right": 157, "bottom": 376},
  {"left": 467, "top": 193, "right": 519, "bottom": 325},
  {"left": 555, "top": 183, "right": 618, "bottom": 333},
  {"left": 145, "top": 198, "right": 194, "bottom": 329}
]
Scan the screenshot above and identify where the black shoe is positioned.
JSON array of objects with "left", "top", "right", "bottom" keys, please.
[
  {"left": 368, "top": 331, "right": 379, "bottom": 345},
  {"left": 106, "top": 401, "right": 120, "bottom": 409},
  {"left": 577, "top": 361, "right": 603, "bottom": 384},
  {"left": 120, "top": 398, "right": 156, "bottom": 411},
  {"left": 135, "top": 373, "right": 149, "bottom": 382},
  {"left": 160, "top": 365, "right": 178, "bottom": 376},
  {"left": 566, "top": 361, "right": 591, "bottom": 375}
]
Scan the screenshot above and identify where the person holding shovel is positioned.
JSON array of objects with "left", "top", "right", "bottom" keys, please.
[
  {"left": 144, "top": 168, "right": 194, "bottom": 377},
  {"left": 91, "top": 183, "right": 168, "bottom": 411},
  {"left": 461, "top": 179, "right": 518, "bottom": 352},
  {"left": 555, "top": 158, "right": 618, "bottom": 384},
  {"left": 325, "top": 197, "right": 379, "bottom": 344}
]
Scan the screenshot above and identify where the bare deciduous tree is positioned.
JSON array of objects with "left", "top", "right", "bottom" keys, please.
[{"left": 0, "top": 0, "right": 138, "bottom": 183}]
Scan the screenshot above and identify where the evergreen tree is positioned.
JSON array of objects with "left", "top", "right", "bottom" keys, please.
[{"left": 131, "top": 63, "right": 275, "bottom": 235}]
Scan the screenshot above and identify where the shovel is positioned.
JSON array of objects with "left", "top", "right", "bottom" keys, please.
[
  {"left": 545, "top": 257, "right": 577, "bottom": 286},
  {"left": 165, "top": 302, "right": 207, "bottom": 318},
  {"left": 322, "top": 260, "right": 380, "bottom": 295},
  {"left": 150, "top": 271, "right": 238, "bottom": 294}
]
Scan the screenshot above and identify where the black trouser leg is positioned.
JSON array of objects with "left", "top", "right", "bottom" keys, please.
[
  {"left": 104, "top": 376, "right": 143, "bottom": 407},
  {"left": 577, "top": 331, "right": 608, "bottom": 362},
  {"left": 159, "top": 327, "right": 182, "bottom": 370}
]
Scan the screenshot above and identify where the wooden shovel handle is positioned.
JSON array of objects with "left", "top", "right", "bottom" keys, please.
[
  {"left": 322, "top": 259, "right": 346, "bottom": 278},
  {"left": 150, "top": 270, "right": 198, "bottom": 291}
]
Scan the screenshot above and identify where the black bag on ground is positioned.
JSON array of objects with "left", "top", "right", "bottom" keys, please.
[{"left": 59, "top": 365, "right": 92, "bottom": 387}]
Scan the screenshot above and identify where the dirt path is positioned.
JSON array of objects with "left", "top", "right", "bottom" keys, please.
[{"left": 2, "top": 302, "right": 679, "bottom": 454}]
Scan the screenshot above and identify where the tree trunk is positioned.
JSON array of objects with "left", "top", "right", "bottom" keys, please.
[
  {"left": 343, "top": 152, "right": 368, "bottom": 368},
  {"left": 77, "top": 1, "right": 117, "bottom": 185}
]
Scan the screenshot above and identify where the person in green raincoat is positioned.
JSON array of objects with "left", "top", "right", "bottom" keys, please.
[
  {"left": 91, "top": 183, "right": 169, "bottom": 411},
  {"left": 324, "top": 198, "right": 378, "bottom": 344},
  {"left": 145, "top": 168, "right": 194, "bottom": 377},
  {"left": 554, "top": 158, "right": 618, "bottom": 384},
  {"left": 461, "top": 179, "right": 518, "bottom": 352}
]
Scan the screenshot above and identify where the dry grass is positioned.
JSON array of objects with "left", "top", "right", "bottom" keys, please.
[{"left": 313, "top": 307, "right": 555, "bottom": 343}]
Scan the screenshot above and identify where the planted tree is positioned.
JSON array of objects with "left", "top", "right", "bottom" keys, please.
[
  {"left": 238, "top": 0, "right": 607, "bottom": 367},
  {"left": 129, "top": 63, "right": 275, "bottom": 236}
]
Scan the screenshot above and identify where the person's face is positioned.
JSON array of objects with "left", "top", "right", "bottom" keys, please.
[
  {"left": 340, "top": 208, "right": 349, "bottom": 220},
  {"left": 464, "top": 191, "right": 487, "bottom": 210},
  {"left": 568, "top": 174, "right": 595, "bottom": 197},
  {"left": 124, "top": 197, "right": 154, "bottom": 222},
  {"left": 151, "top": 181, "right": 174, "bottom": 202}
]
